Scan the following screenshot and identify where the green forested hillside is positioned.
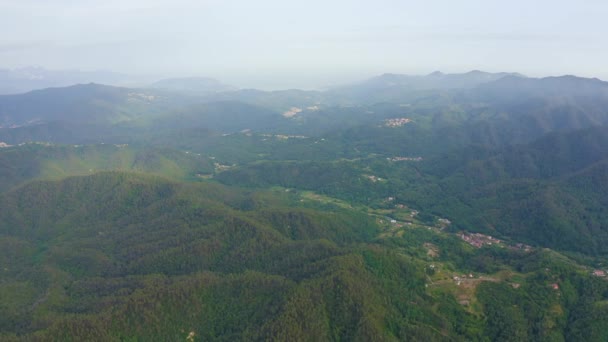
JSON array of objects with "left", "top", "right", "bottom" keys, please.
[
  {"left": 417, "top": 126, "right": 608, "bottom": 255},
  {"left": 2, "top": 172, "right": 608, "bottom": 340},
  {"left": 141, "top": 101, "right": 285, "bottom": 132},
  {"left": 0, "top": 84, "right": 184, "bottom": 126},
  {"left": 0, "top": 172, "right": 448, "bottom": 340},
  {"left": 0, "top": 143, "right": 213, "bottom": 193},
  {"left": 215, "top": 125, "right": 608, "bottom": 256},
  {"left": 3, "top": 73, "right": 608, "bottom": 340}
]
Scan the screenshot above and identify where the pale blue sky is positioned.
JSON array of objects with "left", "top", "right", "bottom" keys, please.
[{"left": 0, "top": 0, "right": 606, "bottom": 88}]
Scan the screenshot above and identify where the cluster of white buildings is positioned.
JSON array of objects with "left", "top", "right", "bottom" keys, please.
[{"left": 383, "top": 117, "right": 412, "bottom": 127}]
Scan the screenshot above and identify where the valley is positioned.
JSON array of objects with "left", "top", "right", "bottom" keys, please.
[{"left": 1, "top": 71, "right": 608, "bottom": 340}]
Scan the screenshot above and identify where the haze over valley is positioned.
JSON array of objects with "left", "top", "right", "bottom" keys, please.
[{"left": 2, "top": 1, "right": 608, "bottom": 341}]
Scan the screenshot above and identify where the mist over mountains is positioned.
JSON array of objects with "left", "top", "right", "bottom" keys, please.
[
  {"left": 0, "top": 66, "right": 532, "bottom": 94},
  {"left": 3, "top": 67, "right": 608, "bottom": 340},
  {"left": 3, "top": 0, "right": 608, "bottom": 339},
  {"left": 0, "top": 67, "right": 138, "bottom": 94}
]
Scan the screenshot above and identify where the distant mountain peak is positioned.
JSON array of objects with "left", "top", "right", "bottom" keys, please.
[
  {"left": 378, "top": 73, "right": 403, "bottom": 79},
  {"left": 351, "top": 70, "right": 525, "bottom": 92},
  {"left": 544, "top": 74, "right": 605, "bottom": 83},
  {"left": 0, "top": 66, "right": 138, "bottom": 95}
]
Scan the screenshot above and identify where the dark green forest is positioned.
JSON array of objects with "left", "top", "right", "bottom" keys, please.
[{"left": 2, "top": 72, "right": 608, "bottom": 340}]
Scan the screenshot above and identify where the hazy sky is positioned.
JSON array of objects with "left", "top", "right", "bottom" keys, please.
[{"left": 1, "top": 0, "right": 607, "bottom": 89}]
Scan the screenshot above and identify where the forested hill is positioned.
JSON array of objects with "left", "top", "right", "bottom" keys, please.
[
  {"left": 416, "top": 125, "right": 608, "bottom": 255},
  {"left": 424, "top": 125, "right": 608, "bottom": 184},
  {"left": 0, "top": 83, "right": 190, "bottom": 127},
  {"left": 0, "top": 143, "right": 214, "bottom": 193},
  {"left": 3, "top": 172, "right": 608, "bottom": 340},
  {"left": 0, "top": 172, "right": 434, "bottom": 340},
  {"left": 3, "top": 71, "right": 608, "bottom": 340},
  {"left": 214, "top": 125, "right": 608, "bottom": 256}
]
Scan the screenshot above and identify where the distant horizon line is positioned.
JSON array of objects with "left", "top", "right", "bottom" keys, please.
[{"left": 0, "top": 65, "right": 606, "bottom": 93}]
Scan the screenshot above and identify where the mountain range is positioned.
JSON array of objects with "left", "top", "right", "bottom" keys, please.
[
  {"left": 0, "top": 67, "right": 141, "bottom": 95},
  {"left": 3, "top": 69, "right": 608, "bottom": 340}
]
